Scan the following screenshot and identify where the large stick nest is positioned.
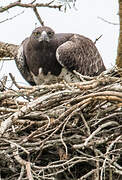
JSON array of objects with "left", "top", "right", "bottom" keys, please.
[{"left": 0, "top": 67, "right": 122, "bottom": 180}]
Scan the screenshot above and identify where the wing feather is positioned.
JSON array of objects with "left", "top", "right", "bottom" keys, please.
[
  {"left": 56, "top": 34, "right": 106, "bottom": 76},
  {"left": 15, "top": 40, "right": 35, "bottom": 85}
]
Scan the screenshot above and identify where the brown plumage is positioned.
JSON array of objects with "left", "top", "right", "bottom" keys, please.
[{"left": 15, "top": 26, "right": 106, "bottom": 85}]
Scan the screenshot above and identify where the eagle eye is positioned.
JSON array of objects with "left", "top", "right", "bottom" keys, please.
[
  {"left": 47, "top": 31, "right": 54, "bottom": 37},
  {"left": 34, "top": 31, "right": 41, "bottom": 36}
]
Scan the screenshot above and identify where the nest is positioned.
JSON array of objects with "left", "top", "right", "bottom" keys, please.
[{"left": 0, "top": 67, "right": 122, "bottom": 180}]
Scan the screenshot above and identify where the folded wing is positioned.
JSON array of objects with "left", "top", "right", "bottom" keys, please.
[
  {"left": 56, "top": 34, "right": 106, "bottom": 76},
  {"left": 15, "top": 39, "right": 35, "bottom": 85}
]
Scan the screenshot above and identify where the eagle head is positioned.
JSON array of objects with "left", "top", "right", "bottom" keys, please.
[{"left": 32, "top": 26, "right": 55, "bottom": 42}]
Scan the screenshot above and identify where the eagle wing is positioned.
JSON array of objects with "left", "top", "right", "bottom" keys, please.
[
  {"left": 56, "top": 34, "right": 106, "bottom": 76},
  {"left": 15, "top": 39, "right": 36, "bottom": 85}
]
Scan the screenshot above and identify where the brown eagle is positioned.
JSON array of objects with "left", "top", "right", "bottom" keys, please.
[{"left": 15, "top": 26, "right": 106, "bottom": 85}]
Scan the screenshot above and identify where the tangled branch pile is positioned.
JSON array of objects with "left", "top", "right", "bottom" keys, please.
[{"left": 0, "top": 67, "right": 122, "bottom": 180}]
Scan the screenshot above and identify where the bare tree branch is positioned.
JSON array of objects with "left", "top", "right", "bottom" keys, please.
[
  {"left": 0, "top": 67, "right": 122, "bottom": 179},
  {"left": 0, "top": 1, "right": 62, "bottom": 13},
  {"left": 0, "top": 41, "right": 18, "bottom": 59},
  {"left": 0, "top": 1, "right": 62, "bottom": 26},
  {"left": 33, "top": 7, "right": 44, "bottom": 26},
  {"left": 0, "top": 11, "right": 24, "bottom": 24},
  {"left": 98, "top": 16, "right": 119, "bottom": 25}
]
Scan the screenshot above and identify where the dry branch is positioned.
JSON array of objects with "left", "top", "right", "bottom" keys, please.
[
  {"left": 0, "top": 1, "right": 62, "bottom": 13},
  {"left": 0, "top": 41, "right": 18, "bottom": 59},
  {"left": 0, "top": 0, "right": 62, "bottom": 26},
  {"left": 0, "top": 67, "right": 122, "bottom": 180}
]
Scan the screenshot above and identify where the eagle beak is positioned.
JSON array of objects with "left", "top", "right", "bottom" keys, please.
[{"left": 39, "top": 31, "right": 50, "bottom": 42}]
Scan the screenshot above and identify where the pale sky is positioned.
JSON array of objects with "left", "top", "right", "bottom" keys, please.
[{"left": 0, "top": 0, "right": 119, "bottom": 85}]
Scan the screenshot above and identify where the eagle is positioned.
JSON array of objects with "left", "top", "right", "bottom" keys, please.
[{"left": 15, "top": 26, "right": 106, "bottom": 85}]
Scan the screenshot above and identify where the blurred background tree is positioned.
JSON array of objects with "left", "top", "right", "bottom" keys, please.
[{"left": 116, "top": 0, "right": 122, "bottom": 69}]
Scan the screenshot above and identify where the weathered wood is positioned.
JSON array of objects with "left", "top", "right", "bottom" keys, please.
[
  {"left": 0, "top": 67, "right": 122, "bottom": 180},
  {"left": 0, "top": 41, "right": 18, "bottom": 59}
]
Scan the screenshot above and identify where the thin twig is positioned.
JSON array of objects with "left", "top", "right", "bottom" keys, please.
[
  {"left": 0, "top": 11, "right": 24, "bottom": 23},
  {"left": 98, "top": 16, "right": 119, "bottom": 25}
]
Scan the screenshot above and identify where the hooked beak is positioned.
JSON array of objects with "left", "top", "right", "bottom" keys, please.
[{"left": 39, "top": 31, "right": 50, "bottom": 42}]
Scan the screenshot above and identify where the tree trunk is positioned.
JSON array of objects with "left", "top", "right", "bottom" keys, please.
[{"left": 116, "top": 0, "right": 122, "bottom": 69}]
